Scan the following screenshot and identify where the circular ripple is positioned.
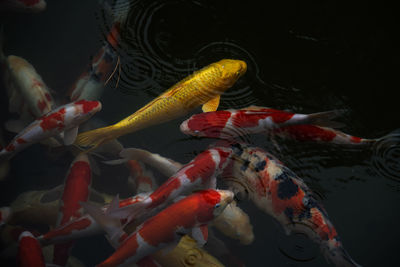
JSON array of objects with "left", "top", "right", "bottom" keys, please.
[
  {"left": 371, "top": 129, "right": 400, "bottom": 183},
  {"left": 277, "top": 231, "right": 318, "bottom": 262}
]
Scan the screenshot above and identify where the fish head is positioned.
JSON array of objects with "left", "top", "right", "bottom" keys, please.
[
  {"left": 214, "top": 59, "right": 247, "bottom": 88},
  {"left": 212, "top": 189, "right": 234, "bottom": 218},
  {"left": 195, "top": 189, "right": 234, "bottom": 223}
]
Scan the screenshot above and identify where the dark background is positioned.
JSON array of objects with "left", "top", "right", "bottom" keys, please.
[{"left": 1, "top": 0, "right": 399, "bottom": 266}]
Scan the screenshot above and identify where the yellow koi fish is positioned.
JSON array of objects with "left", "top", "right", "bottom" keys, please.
[{"left": 74, "top": 59, "right": 247, "bottom": 150}]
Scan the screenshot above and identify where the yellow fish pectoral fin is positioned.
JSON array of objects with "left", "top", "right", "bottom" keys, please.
[{"left": 202, "top": 95, "right": 220, "bottom": 112}]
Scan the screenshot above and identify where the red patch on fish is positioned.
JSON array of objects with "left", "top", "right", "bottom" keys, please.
[
  {"left": 43, "top": 217, "right": 92, "bottom": 240},
  {"left": 119, "top": 196, "right": 145, "bottom": 208},
  {"left": 18, "top": 0, "right": 40, "bottom": 7},
  {"left": 350, "top": 136, "right": 362, "bottom": 143},
  {"left": 59, "top": 160, "right": 91, "bottom": 225},
  {"left": 148, "top": 178, "right": 181, "bottom": 209},
  {"left": 17, "top": 232, "right": 45, "bottom": 267},
  {"left": 40, "top": 108, "right": 66, "bottom": 131},
  {"left": 74, "top": 100, "right": 100, "bottom": 114},
  {"left": 45, "top": 93, "right": 52, "bottom": 101},
  {"left": 5, "top": 144, "right": 15, "bottom": 152},
  {"left": 99, "top": 233, "right": 139, "bottom": 267},
  {"left": 276, "top": 125, "right": 336, "bottom": 142},
  {"left": 107, "top": 22, "right": 121, "bottom": 49},
  {"left": 187, "top": 111, "right": 231, "bottom": 137},
  {"left": 184, "top": 151, "right": 217, "bottom": 184},
  {"left": 311, "top": 209, "right": 338, "bottom": 240},
  {"left": 37, "top": 99, "right": 47, "bottom": 112},
  {"left": 16, "top": 138, "right": 27, "bottom": 144}
]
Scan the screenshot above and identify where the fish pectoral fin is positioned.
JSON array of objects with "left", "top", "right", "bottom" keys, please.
[
  {"left": 202, "top": 95, "right": 220, "bottom": 112},
  {"left": 191, "top": 225, "right": 208, "bottom": 247},
  {"left": 63, "top": 126, "right": 79, "bottom": 145}
]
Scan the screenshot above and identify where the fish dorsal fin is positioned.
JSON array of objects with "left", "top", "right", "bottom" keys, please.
[
  {"left": 242, "top": 105, "right": 267, "bottom": 111},
  {"left": 191, "top": 225, "right": 208, "bottom": 247},
  {"left": 202, "top": 95, "right": 220, "bottom": 112},
  {"left": 63, "top": 126, "right": 79, "bottom": 145}
]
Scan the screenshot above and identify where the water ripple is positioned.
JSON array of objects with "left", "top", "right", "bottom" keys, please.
[{"left": 371, "top": 129, "right": 400, "bottom": 183}]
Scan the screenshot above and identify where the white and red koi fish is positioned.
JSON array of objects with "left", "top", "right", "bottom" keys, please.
[
  {"left": 127, "top": 160, "right": 158, "bottom": 194},
  {"left": 40, "top": 194, "right": 149, "bottom": 245},
  {"left": 223, "top": 142, "right": 361, "bottom": 267},
  {"left": 0, "top": 0, "right": 46, "bottom": 13},
  {"left": 0, "top": 99, "right": 101, "bottom": 161},
  {"left": 1, "top": 46, "right": 55, "bottom": 122},
  {"left": 83, "top": 189, "right": 234, "bottom": 267},
  {"left": 67, "top": 22, "right": 120, "bottom": 102},
  {"left": 52, "top": 153, "right": 92, "bottom": 266},
  {"left": 180, "top": 106, "right": 376, "bottom": 145},
  {"left": 17, "top": 231, "right": 45, "bottom": 267},
  {"left": 107, "top": 146, "right": 234, "bottom": 223}
]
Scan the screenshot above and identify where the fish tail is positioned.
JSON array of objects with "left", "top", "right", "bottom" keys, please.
[
  {"left": 307, "top": 206, "right": 361, "bottom": 267},
  {"left": 74, "top": 125, "right": 119, "bottom": 152},
  {"left": 306, "top": 109, "right": 346, "bottom": 128}
]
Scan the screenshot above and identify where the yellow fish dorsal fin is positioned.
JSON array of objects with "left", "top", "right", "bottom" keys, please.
[{"left": 202, "top": 95, "right": 220, "bottom": 112}]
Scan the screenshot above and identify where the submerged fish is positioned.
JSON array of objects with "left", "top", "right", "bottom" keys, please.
[
  {"left": 52, "top": 153, "right": 92, "bottom": 266},
  {"left": 74, "top": 59, "right": 247, "bottom": 150},
  {"left": 0, "top": 100, "right": 101, "bottom": 161},
  {"left": 223, "top": 142, "right": 361, "bottom": 267},
  {"left": 181, "top": 106, "right": 376, "bottom": 145},
  {"left": 67, "top": 22, "right": 121, "bottom": 102},
  {"left": 1, "top": 37, "right": 55, "bottom": 121},
  {"left": 126, "top": 160, "right": 158, "bottom": 194},
  {"left": 17, "top": 231, "right": 45, "bottom": 267},
  {"left": 83, "top": 189, "right": 234, "bottom": 266}
]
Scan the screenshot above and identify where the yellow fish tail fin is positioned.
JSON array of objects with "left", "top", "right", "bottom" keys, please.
[{"left": 74, "top": 126, "right": 116, "bottom": 151}]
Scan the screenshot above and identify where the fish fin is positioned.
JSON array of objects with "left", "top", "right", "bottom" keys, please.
[
  {"left": 191, "top": 225, "right": 208, "bottom": 247},
  {"left": 80, "top": 200, "right": 122, "bottom": 246},
  {"left": 106, "top": 196, "right": 149, "bottom": 223},
  {"left": 4, "top": 119, "right": 28, "bottom": 133},
  {"left": 88, "top": 154, "right": 101, "bottom": 176},
  {"left": 306, "top": 110, "right": 347, "bottom": 129},
  {"left": 63, "top": 126, "right": 79, "bottom": 145},
  {"left": 202, "top": 95, "right": 220, "bottom": 112},
  {"left": 74, "top": 125, "right": 116, "bottom": 151},
  {"left": 242, "top": 105, "right": 268, "bottom": 111}
]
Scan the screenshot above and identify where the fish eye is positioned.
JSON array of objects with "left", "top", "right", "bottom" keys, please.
[{"left": 214, "top": 203, "right": 221, "bottom": 209}]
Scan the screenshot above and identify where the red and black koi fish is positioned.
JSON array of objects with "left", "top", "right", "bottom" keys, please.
[{"left": 222, "top": 142, "right": 361, "bottom": 267}]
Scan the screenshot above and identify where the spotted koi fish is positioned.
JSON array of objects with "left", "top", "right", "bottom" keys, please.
[
  {"left": 82, "top": 189, "right": 234, "bottom": 267},
  {"left": 74, "top": 59, "right": 247, "bottom": 151},
  {"left": 1, "top": 44, "right": 55, "bottom": 121},
  {"left": 17, "top": 231, "right": 45, "bottom": 267},
  {"left": 106, "top": 146, "right": 234, "bottom": 224},
  {"left": 52, "top": 153, "right": 92, "bottom": 266},
  {"left": 0, "top": 100, "right": 101, "bottom": 161},
  {"left": 0, "top": 0, "right": 46, "bottom": 13},
  {"left": 223, "top": 142, "right": 361, "bottom": 267},
  {"left": 67, "top": 22, "right": 120, "bottom": 102},
  {"left": 180, "top": 106, "right": 376, "bottom": 145}
]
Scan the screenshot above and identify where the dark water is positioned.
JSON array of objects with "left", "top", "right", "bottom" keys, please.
[{"left": 1, "top": 0, "right": 400, "bottom": 266}]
